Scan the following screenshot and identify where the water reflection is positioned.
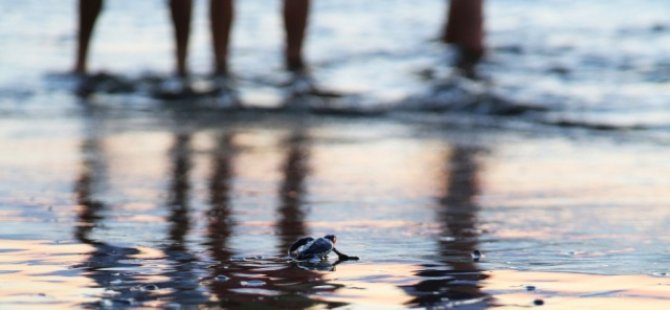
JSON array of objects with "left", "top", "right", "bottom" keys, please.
[
  {"left": 72, "top": 109, "right": 505, "bottom": 308},
  {"left": 72, "top": 110, "right": 490, "bottom": 308},
  {"left": 205, "top": 133, "right": 236, "bottom": 262},
  {"left": 270, "top": 130, "right": 347, "bottom": 303},
  {"left": 71, "top": 111, "right": 351, "bottom": 307},
  {"left": 165, "top": 133, "right": 193, "bottom": 255},
  {"left": 73, "top": 111, "right": 153, "bottom": 307},
  {"left": 160, "top": 132, "right": 211, "bottom": 306},
  {"left": 203, "top": 133, "right": 238, "bottom": 305},
  {"left": 402, "top": 145, "right": 491, "bottom": 308},
  {"left": 203, "top": 128, "right": 346, "bottom": 308},
  {"left": 276, "top": 131, "right": 310, "bottom": 254}
]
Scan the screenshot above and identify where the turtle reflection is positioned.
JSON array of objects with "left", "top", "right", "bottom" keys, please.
[{"left": 402, "top": 145, "right": 491, "bottom": 308}]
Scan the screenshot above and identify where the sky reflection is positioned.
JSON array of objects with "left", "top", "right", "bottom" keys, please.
[{"left": 0, "top": 108, "right": 669, "bottom": 307}]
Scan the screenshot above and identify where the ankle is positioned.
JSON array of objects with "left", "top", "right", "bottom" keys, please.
[{"left": 286, "top": 56, "right": 306, "bottom": 73}]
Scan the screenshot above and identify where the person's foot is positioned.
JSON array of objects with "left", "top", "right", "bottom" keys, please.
[
  {"left": 73, "top": 72, "right": 134, "bottom": 97},
  {"left": 212, "top": 74, "right": 240, "bottom": 108},
  {"left": 74, "top": 73, "right": 96, "bottom": 97},
  {"left": 454, "top": 47, "right": 484, "bottom": 80},
  {"left": 286, "top": 70, "right": 316, "bottom": 96},
  {"left": 286, "top": 56, "right": 307, "bottom": 73},
  {"left": 285, "top": 70, "right": 342, "bottom": 98},
  {"left": 154, "top": 75, "right": 192, "bottom": 99},
  {"left": 162, "top": 75, "right": 191, "bottom": 94}
]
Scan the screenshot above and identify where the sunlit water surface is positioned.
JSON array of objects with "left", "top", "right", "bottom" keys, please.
[
  {"left": 2, "top": 111, "right": 670, "bottom": 308},
  {"left": 2, "top": 0, "right": 670, "bottom": 308}
]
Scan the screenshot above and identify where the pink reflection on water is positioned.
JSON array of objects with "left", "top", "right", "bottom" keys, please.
[
  {"left": 486, "top": 270, "right": 670, "bottom": 309},
  {"left": 0, "top": 240, "right": 99, "bottom": 308}
]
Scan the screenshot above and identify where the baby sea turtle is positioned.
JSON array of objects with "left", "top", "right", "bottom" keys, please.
[{"left": 289, "top": 234, "right": 359, "bottom": 262}]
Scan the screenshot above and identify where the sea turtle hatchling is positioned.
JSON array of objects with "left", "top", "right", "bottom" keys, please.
[{"left": 288, "top": 234, "right": 359, "bottom": 262}]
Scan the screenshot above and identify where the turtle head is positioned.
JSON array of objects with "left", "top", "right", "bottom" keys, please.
[{"left": 324, "top": 234, "right": 336, "bottom": 244}]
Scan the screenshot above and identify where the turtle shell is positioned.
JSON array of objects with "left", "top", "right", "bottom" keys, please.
[{"left": 289, "top": 237, "right": 334, "bottom": 261}]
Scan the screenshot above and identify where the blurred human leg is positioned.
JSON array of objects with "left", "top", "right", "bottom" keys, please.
[
  {"left": 283, "top": 0, "right": 310, "bottom": 72},
  {"left": 75, "top": 0, "right": 104, "bottom": 74},
  {"left": 210, "top": 0, "right": 234, "bottom": 76},
  {"left": 169, "top": 0, "right": 193, "bottom": 77},
  {"left": 209, "top": 0, "right": 310, "bottom": 73},
  {"left": 442, "top": 0, "right": 484, "bottom": 77}
]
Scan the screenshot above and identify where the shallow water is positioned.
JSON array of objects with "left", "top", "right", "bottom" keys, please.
[
  {"left": 2, "top": 109, "right": 670, "bottom": 308},
  {"left": 2, "top": 0, "right": 670, "bottom": 308}
]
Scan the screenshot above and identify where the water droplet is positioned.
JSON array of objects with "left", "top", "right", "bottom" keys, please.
[
  {"left": 101, "top": 299, "right": 113, "bottom": 308},
  {"left": 110, "top": 279, "right": 123, "bottom": 285},
  {"left": 526, "top": 285, "right": 536, "bottom": 291},
  {"left": 240, "top": 280, "right": 266, "bottom": 287},
  {"left": 533, "top": 299, "right": 544, "bottom": 306},
  {"left": 471, "top": 250, "right": 482, "bottom": 262}
]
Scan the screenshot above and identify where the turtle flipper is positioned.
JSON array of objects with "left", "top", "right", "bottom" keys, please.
[
  {"left": 333, "top": 248, "right": 359, "bottom": 261},
  {"left": 288, "top": 237, "right": 314, "bottom": 258}
]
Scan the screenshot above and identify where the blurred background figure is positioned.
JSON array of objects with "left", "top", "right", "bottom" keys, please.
[
  {"left": 441, "top": 0, "right": 485, "bottom": 78},
  {"left": 73, "top": 0, "right": 139, "bottom": 97},
  {"left": 196, "top": 0, "right": 310, "bottom": 92},
  {"left": 74, "top": 0, "right": 312, "bottom": 98},
  {"left": 206, "top": 0, "right": 312, "bottom": 75},
  {"left": 167, "top": 0, "right": 313, "bottom": 96},
  {"left": 74, "top": 0, "right": 135, "bottom": 97},
  {"left": 74, "top": 0, "right": 102, "bottom": 76}
]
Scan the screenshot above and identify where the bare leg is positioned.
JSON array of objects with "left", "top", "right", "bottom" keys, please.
[
  {"left": 169, "top": 0, "right": 193, "bottom": 77},
  {"left": 75, "top": 0, "right": 103, "bottom": 75},
  {"left": 210, "top": 0, "right": 234, "bottom": 76},
  {"left": 282, "top": 0, "right": 310, "bottom": 72},
  {"left": 442, "top": 0, "right": 485, "bottom": 76}
]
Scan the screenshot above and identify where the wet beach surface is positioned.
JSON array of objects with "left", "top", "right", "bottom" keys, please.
[
  {"left": 3, "top": 0, "right": 670, "bottom": 308},
  {"left": 3, "top": 105, "right": 670, "bottom": 308}
]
